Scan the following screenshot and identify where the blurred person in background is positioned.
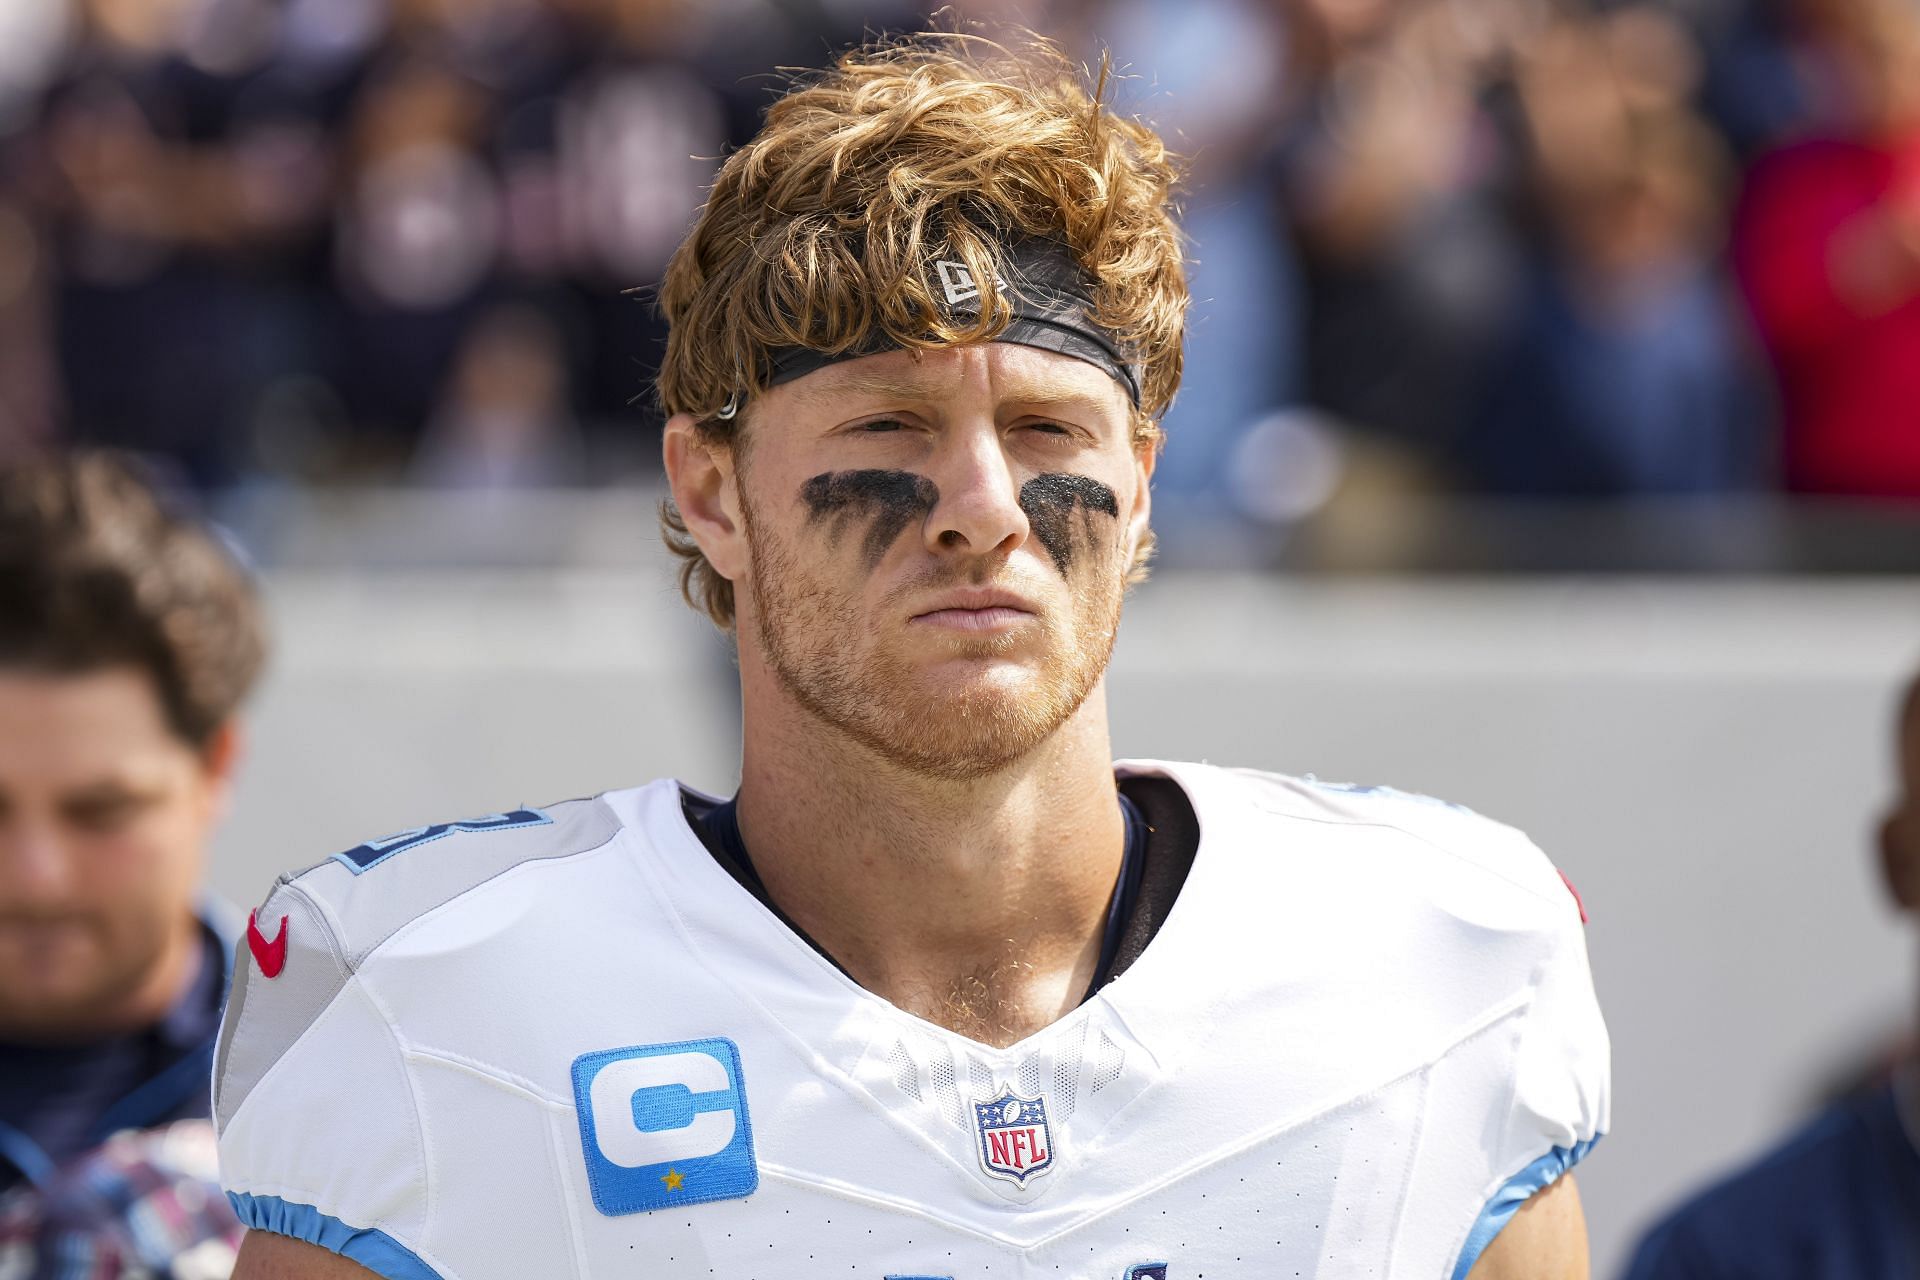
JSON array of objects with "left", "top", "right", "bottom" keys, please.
[
  {"left": 1620, "top": 667, "right": 1920, "bottom": 1277},
  {"left": 1696, "top": 0, "right": 1818, "bottom": 162},
  {"left": 1732, "top": 0, "right": 1920, "bottom": 497},
  {"left": 0, "top": 0, "right": 910, "bottom": 486},
  {"left": 1274, "top": 0, "right": 1537, "bottom": 482},
  {"left": 1273, "top": 0, "right": 1771, "bottom": 504},
  {"left": 409, "top": 302, "right": 585, "bottom": 488},
  {"left": 0, "top": 0, "right": 64, "bottom": 461},
  {"left": 1462, "top": 5, "right": 1765, "bottom": 496},
  {"left": 332, "top": 46, "right": 508, "bottom": 456},
  {"left": 1084, "top": 0, "right": 1303, "bottom": 525},
  {"left": 0, "top": 451, "right": 266, "bottom": 1276},
  {"left": 0, "top": 196, "right": 59, "bottom": 463},
  {"left": 26, "top": 0, "right": 340, "bottom": 486}
]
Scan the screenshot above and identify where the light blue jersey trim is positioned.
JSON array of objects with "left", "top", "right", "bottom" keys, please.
[
  {"left": 228, "top": 1192, "right": 444, "bottom": 1280},
  {"left": 1449, "top": 1135, "right": 1603, "bottom": 1280}
]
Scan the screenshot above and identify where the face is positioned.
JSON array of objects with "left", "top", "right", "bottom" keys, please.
[
  {"left": 1882, "top": 680, "right": 1920, "bottom": 916},
  {"left": 1295, "top": 0, "right": 1403, "bottom": 47},
  {"left": 1793, "top": 0, "right": 1920, "bottom": 64},
  {"left": 678, "top": 343, "right": 1153, "bottom": 781},
  {"left": 0, "top": 668, "right": 234, "bottom": 1042}
]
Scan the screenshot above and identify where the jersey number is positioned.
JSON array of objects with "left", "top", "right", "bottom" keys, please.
[{"left": 332, "top": 809, "right": 552, "bottom": 874}]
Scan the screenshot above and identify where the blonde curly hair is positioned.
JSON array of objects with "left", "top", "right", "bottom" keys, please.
[{"left": 656, "top": 31, "right": 1189, "bottom": 627}]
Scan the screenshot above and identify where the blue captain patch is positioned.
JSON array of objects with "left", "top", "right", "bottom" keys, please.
[{"left": 572, "top": 1039, "right": 757, "bottom": 1216}]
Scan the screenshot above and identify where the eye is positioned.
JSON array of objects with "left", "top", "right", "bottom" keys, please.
[
  {"left": 1021, "top": 420, "right": 1076, "bottom": 439},
  {"left": 62, "top": 793, "right": 150, "bottom": 834},
  {"left": 856, "top": 418, "right": 908, "bottom": 433}
]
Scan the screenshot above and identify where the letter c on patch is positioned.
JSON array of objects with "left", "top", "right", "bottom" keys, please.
[
  {"left": 572, "top": 1038, "right": 758, "bottom": 1216},
  {"left": 589, "top": 1052, "right": 735, "bottom": 1166}
]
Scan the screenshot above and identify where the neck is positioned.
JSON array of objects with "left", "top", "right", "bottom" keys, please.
[
  {"left": 118, "top": 911, "right": 204, "bottom": 1033},
  {"left": 734, "top": 670, "right": 1126, "bottom": 1049}
]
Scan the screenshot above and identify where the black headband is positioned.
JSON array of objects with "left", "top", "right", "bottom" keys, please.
[{"left": 718, "top": 239, "right": 1142, "bottom": 418}]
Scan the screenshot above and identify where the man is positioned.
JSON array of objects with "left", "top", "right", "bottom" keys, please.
[
  {"left": 1621, "top": 674, "right": 1920, "bottom": 1278},
  {"left": 1731, "top": 0, "right": 1920, "bottom": 497},
  {"left": 0, "top": 451, "right": 267, "bottom": 1272},
  {"left": 220, "top": 33, "right": 1608, "bottom": 1280}
]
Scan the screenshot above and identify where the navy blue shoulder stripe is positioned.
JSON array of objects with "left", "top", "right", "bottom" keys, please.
[{"left": 333, "top": 809, "right": 553, "bottom": 874}]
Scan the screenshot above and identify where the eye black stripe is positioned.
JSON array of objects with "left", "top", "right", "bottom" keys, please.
[
  {"left": 800, "top": 470, "right": 941, "bottom": 567},
  {"left": 1020, "top": 474, "right": 1118, "bottom": 573}
]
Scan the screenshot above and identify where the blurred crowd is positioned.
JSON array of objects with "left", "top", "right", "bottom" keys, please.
[{"left": 1, "top": 0, "right": 1919, "bottom": 508}]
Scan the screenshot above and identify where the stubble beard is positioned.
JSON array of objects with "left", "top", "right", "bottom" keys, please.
[
  {"left": 0, "top": 912, "right": 170, "bottom": 1041},
  {"left": 744, "top": 503, "right": 1125, "bottom": 783}
]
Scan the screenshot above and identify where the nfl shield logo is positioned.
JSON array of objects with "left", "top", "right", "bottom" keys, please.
[{"left": 973, "top": 1088, "right": 1054, "bottom": 1186}]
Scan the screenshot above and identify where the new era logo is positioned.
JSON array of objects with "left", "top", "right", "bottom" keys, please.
[{"left": 934, "top": 258, "right": 1004, "bottom": 308}]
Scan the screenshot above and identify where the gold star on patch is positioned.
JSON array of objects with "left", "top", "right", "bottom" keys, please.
[{"left": 661, "top": 1169, "right": 685, "bottom": 1192}]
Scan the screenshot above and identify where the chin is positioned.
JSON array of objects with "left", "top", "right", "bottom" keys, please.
[
  {"left": 854, "top": 668, "right": 1085, "bottom": 780},
  {"left": 0, "top": 927, "right": 92, "bottom": 983},
  {"left": 910, "top": 652, "right": 1046, "bottom": 698},
  {"left": 761, "top": 596, "right": 1113, "bottom": 780},
  {"left": 0, "top": 923, "right": 160, "bottom": 1036}
]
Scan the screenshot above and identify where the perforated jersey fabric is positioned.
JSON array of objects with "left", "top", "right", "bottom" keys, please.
[{"left": 213, "top": 761, "right": 1609, "bottom": 1279}]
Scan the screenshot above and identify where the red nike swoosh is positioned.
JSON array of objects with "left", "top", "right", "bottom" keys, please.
[{"left": 248, "top": 910, "right": 289, "bottom": 978}]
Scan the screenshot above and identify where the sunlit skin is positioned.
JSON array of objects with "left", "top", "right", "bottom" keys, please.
[
  {"left": 0, "top": 667, "right": 238, "bottom": 1044},
  {"left": 232, "top": 340, "right": 1586, "bottom": 1276},
  {"left": 665, "top": 343, "right": 1148, "bottom": 1049}
]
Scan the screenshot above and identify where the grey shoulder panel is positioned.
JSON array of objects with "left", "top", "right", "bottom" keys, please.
[
  {"left": 290, "top": 796, "right": 623, "bottom": 968},
  {"left": 212, "top": 795, "right": 624, "bottom": 1132},
  {"left": 213, "top": 880, "right": 352, "bottom": 1132}
]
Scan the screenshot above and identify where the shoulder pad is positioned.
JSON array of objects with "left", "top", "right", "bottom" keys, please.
[
  {"left": 1220, "top": 766, "right": 1573, "bottom": 917},
  {"left": 213, "top": 796, "right": 622, "bottom": 1132},
  {"left": 281, "top": 798, "right": 621, "bottom": 968}
]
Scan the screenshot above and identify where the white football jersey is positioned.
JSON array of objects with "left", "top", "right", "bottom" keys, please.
[{"left": 213, "top": 761, "right": 1609, "bottom": 1280}]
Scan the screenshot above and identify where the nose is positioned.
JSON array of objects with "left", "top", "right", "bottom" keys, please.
[
  {"left": 0, "top": 820, "right": 75, "bottom": 911},
  {"left": 921, "top": 417, "right": 1030, "bottom": 562}
]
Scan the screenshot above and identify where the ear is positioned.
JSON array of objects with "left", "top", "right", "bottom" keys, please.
[
  {"left": 1878, "top": 810, "right": 1920, "bottom": 913},
  {"left": 663, "top": 412, "right": 748, "bottom": 583},
  {"left": 1128, "top": 437, "right": 1156, "bottom": 563},
  {"left": 197, "top": 719, "right": 245, "bottom": 822}
]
